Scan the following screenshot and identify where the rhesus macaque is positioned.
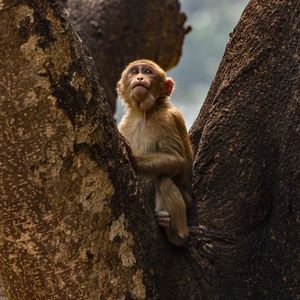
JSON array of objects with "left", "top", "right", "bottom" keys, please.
[{"left": 117, "top": 59, "right": 193, "bottom": 246}]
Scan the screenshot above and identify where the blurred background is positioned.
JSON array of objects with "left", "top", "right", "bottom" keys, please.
[{"left": 116, "top": 0, "right": 249, "bottom": 129}]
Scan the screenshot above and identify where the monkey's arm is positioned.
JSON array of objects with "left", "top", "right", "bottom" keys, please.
[
  {"left": 119, "top": 133, "right": 182, "bottom": 175},
  {"left": 135, "top": 111, "right": 190, "bottom": 177},
  {"left": 135, "top": 152, "right": 185, "bottom": 177}
]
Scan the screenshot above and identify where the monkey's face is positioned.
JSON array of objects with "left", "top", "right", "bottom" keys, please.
[
  {"left": 126, "top": 63, "right": 162, "bottom": 111},
  {"left": 127, "top": 64, "right": 155, "bottom": 100},
  {"left": 117, "top": 60, "right": 174, "bottom": 112}
]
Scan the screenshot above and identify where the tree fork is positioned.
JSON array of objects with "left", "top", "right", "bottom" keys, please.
[{"left": 0, "top": 1, "right": 200, "bottom": 299}]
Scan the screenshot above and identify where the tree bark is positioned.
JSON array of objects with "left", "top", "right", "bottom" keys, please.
[
  {"left": 65, "top": 0, "right": 190, "bottom": 113},
  {"left": 190, "top": 0, "right": 300, "bottom": 298},
  {"left": 0, "top": 1, "right": 200, "bottom": 299},
  {"left": 1, "top": 0, "right": 299, "bottom": 299}
]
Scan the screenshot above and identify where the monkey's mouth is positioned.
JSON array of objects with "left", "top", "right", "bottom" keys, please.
[{"left": 131, "top": 83, "right": 150, "bottom": 90}]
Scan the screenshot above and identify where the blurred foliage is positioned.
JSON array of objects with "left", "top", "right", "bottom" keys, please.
[
  {"left": 169, "top": 0, "right": 249, "bottom": 128},
  {"left": 116, "top": 0, "right": 249, "bottom": 128}
]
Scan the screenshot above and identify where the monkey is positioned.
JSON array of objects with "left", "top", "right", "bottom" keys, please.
[{"left": 117, "top": 59, "right": 193, "bottom": 246}]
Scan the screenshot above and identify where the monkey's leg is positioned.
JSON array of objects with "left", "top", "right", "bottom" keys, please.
[{"left": 155, "top": 177, "right": 189, "bottom": 246}]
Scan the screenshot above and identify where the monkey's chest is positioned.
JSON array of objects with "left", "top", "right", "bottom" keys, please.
[{"left": 122, "top": 122, "right": 158, "bottom": 155}]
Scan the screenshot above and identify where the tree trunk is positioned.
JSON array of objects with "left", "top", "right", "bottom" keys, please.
[
  {"left": 66, "top": 0, "right": 191, "bottom": 113},
  {"left": 1, "top": 0, "right": 299, "bottom": 299},
  {"left": 0, "top": 1, "right": 200, "bottom": 299},
  {"left": 190, "top": 0, "right": 300, "bottom": 298}
]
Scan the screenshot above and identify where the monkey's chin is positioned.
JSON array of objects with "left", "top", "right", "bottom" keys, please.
[
  {"left": 139, "top": 96, "right": 156, "bottom": 112},
  {"left": 130, "top": 86, "right": 149, "bottom": 99}
]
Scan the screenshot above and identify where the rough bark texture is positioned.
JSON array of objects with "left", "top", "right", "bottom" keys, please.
[
  {"left": 190, "top": 0, "right": 300, "bottom": 299},
  {"left": 2, "top": 0, "right": 299, "bottom": 299},
  {"left": 0, "top": 1, "right": 200, "bottom": 299},
  {"left": 65, "top": 0, "right": 190, "bottom": 113}
]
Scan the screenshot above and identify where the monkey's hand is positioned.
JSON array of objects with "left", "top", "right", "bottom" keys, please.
[{"left": 155, "top": 211, "right": 171, "bottom": 228}]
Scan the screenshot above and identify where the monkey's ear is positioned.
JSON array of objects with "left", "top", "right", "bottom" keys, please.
[
  {"left": 164, "top": 78, "right": 174, "bottom": 96},
  {"left": 116, "top": 81, "right": 122, "bottom": 95}
]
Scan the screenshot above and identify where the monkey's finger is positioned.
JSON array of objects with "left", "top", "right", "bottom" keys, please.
[
  {"left": 155, "top": 211, "right": 170, "bottom": 217},
  {"left": 157, "top": 220, "right": 170, "bottom": 228},
  {"left": 156, "top": 215, "right": 170, "bottom": 225},
  {"left": 156, "top": 213, "right": 170, "bottom": 221},
  {"left": 156, "top": 215, "right": 170, "bottom": 221}
]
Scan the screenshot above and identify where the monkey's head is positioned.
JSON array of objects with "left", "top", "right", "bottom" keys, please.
[{"left": 117, "top": 59, "right": 174, "bottom": 112}]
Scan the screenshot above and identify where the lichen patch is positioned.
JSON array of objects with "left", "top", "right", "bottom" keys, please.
[
  {"left": 20, "top": 35, "right": 45, "bottom": 64},
  {"left": 16, "top": 5, "right": 34, "bottom": 26},
  {"left": 109, "top": 214, "right": 136, "bottom": 267},
  {"left": 109, "top": 214, "right": 128, "bottom": 241},
  {"left": 69, "top": 72, "right": 93, "bottom": 111},
  {"left": 75, "top": 124, "right": 94, "bottom": 144},
  {"left": 132, "top": 269, "right": 146, "bottom": 299},
  {"left": 119, "top": 241, "right": 136, "bottom": 267},
  {"left": 75, "top": 154, "right": 114, "bottom": 214}
]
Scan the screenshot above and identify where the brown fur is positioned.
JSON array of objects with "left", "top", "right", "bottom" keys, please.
[{"left": 117, "top": 59, "right": 193, "bottom": 246}]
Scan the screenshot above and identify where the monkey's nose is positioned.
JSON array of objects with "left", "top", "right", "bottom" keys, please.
[{"left": 137, "top": 76, "right": 144, "bottom": 81}]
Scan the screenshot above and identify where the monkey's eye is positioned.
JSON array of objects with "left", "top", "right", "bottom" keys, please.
[
  {"left": 129, "top": 68, "right": 139, "bottom": 75},
  {"left": 143, "top": 68, "right": 153, "bottom": 75}
]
